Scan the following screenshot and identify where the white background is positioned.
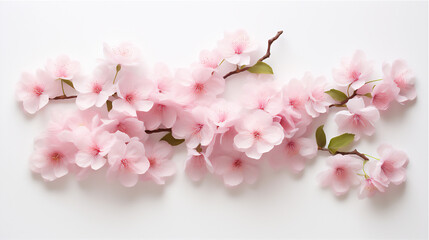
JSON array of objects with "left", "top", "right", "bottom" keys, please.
[{"left": 0, "top": 1, "right": 427, "bottom": 239}]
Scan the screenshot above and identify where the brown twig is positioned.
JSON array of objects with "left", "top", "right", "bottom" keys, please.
[
  {"left": 223, "top": 30, "right": 284, "bottom": 79},
  {"left": 50, "top": 95, "right": 77, "bottom": 100},
  {"left": 145, "top": 128, "right": 172, "bottom": 134},
  {"left": 318, "top": 147, "right": 369, "bottom": 161},
  {"left": 329, "top": 90, "right": 358, "bottom": 108}
]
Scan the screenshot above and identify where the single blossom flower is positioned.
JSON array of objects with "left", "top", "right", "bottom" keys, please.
[
  {"left": 241, "top": 82, "right": 283, "bottom": 116},
  {"left": 185, "top": 149, "right": 213, "bottom": 181},
  {"left": 141, "top": 140, "right": 175, "bottom": 185},
  {"left": 371, "top": 80, "right": 400, "bottom": 111},
  {"left": 332, "top": 50, "right": 374, "bottom": 90},
  {"left": 45, "top": 55, "right": 80, "bottom": 80},
  {"left": 217, "top": 30, "right": 257, "bottom": 66},
  {"left": 150, "top": 63, "right": 178, "bottom": 101},
  {"left": 208, "top": 99, "right": 240, "bottom": 133},
  {"left": 30, "top": 135, "right": 77, "bottom": 181},
  {"left": 74, "top": 65, "right": 116, "bottom": 110},
  {"left": 234, "top": 110, "right": 284, "bottom": 159},
  {"left": 335, "top": 98, "right": 380, "bottom": 139},
  {"left": 113, "top": 72, "right": 154, "bottom": 116},
  {"left": 199, "top": 49, "right": 223, "bottom": 69},
  {"left": 16, "top": 70, "right": 60, "bottom": 114},
  {"left": 358, "top": 177, "right": 388, "bottom": 199},
  {"left": 302, "top": 73, "right": 331, "bottom": 118},
  {"left": 172, "top": 107, "right": 216, "bottom": 148},
  {"left": 137, "top": 101, "right": 178, "bottom": 130},
  {"left": 366, "top": 144, "right": 408, "bottom": 185},
  {"left": 56, "top": 110, "right": 103, "bottom": 142},
  {"left": 102, "top": 110, "right": 148, "bottom": 140},
  {"left": 382, "top": 59, "right": 416, "bottom": 103},
  {"left": 317, "top": 155, "right": 362, "bottom": 196},
  {"left": 106, "top": 139, "right": 149, "bottom": 187},
  {"left": 212, "top": 151, "right": 259, "bottom": 187},
  {"left": 103, "top": 42, "right": 141, "bottom": 66},
  {"left": 283, "top": 78, "right": 307, "bottom": 115}
]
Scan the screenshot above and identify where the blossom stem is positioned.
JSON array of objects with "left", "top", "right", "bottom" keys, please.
[
  {"left": 365, "top": 79, "right": 382, "bottom": 84},
  {"left": 364, "top": 153, "right": 380, "bottom": 161},
  {"left": 329, "top": 89, "right": 358, "bottom": 108},
  {"left": 112, "top": 64, "right": 121, "bottom": 84},
  {"left": 145, "top": 128, "right": 172, "bottom": 134},
  {"left": 223, "top": 30, "right": 283, "bottom": 79},
  {"left": 50, "top": 95, "right": 77, "bottom": 100},
  {"left": 60, "top": 79, "right": 66, "bottom": 96},
  {"left": 318, "top": 146, "right": 369, "bottom": 161}
]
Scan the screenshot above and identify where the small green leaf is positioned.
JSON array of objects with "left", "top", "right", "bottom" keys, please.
[
  {"left": 328, "top": 133, "right": 355, "bottom": 154},
  {"left": 315, "top": 125, "right": 326, "bottom": 148},
  {"left": 364, "top": 93, "right": 372, "bottom": 98},
  {"left": 325, "top": 89, "right": 348, "bottom": 102},
  {"left": 247, "top": 62, "right": 273, "bottom": 74},
  {"left": 62, "top": 79, "right": 75, "bottom": 89},
  {"left": 161, "top": 132, "right": 185, "bottom": 146},
  {"left": 106, "top": 100, "right": 112, "bottom": 112}
]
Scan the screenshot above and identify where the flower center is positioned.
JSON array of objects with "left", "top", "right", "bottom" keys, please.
[
  {"left": 91, "top": 146, "right": 101, "bottom": 156},
  {"left": 394, "top": 75, "right": 406, "bottom": 88},
  {"left": 50, "top": 152, "right": 63, "bottom": 163},
  {"left": 125, "top": 94, "right": 134, "bottom": 103},
  {"left": 120, "top": 159, "right": 129, "bottom": 168},
  {"left": 194, "top": 83, "right": 205, "bottom": 94},
  {"left": 148, "top": 157, "right": 157, "bottom": 167},
  {"left": 92, "top": 84, "right": 102, "bottom": 94},
  {"left": 33, "top": 86, "right": 44, "bottom": 96},
  {"left": 113, "top": 47, "right": 132, "bottom": 57},
  {"left": 253, "top": 131, "right": 261, "bottom": 139},
  {"left": 193, "top": 123, "right": 204, "bottom": 134},
  {"left": 335, "top": 167, "right": 345, "bottom": 177},
  {"left": 381, "top": 161, "right": 394, "bottom": 173},
  {"left": 350, "top": 71, "right": 361, "bottom": 82},
  {"left": 233, "top": 159, "right": 242, "bottom": 168}
]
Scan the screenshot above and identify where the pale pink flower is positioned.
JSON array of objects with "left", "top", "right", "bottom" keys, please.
[
  {"left": 208, "top": 99, "right": 240, "bottom": 133},
  {"left": 172, "top": 107, "right": 216, "bottom": 148},
  {"left": 113, "top": 72, "right": 154, "bottom": 116},
  {"left": 358, "top": 177, "right": 388, "bottom": 199},
  {"left": 102, "top": 110, "right": 147, "bottom": 140},
  {"left": 56, "top": 110, "right": 103, "bottom": 142},
  {"left": 234, "top": 110, "right": 284, "bottom": 159},
  {"left": 217, "top": 30, "right": 257, "bottom": 66},
  {"left": 106, "top": 139, "right": 149, "bottom": 187},
  {"left": 302, "top": 73, "right": 331, "bottom": 118},
  {"left": 30, "top": 135, "right": 77, "bottom": 181},
  {"left": 16, "top": 70, "right": 60, "bottom": 114},
  {"left": 283, "top": 78, "right": 307, "bottom": 114},
  {"left": 335, "top": 98, "right": 380, "bottom": 139},
  {"left": 150, "top": 63, "right": 178, "bottom": 101},
  {"left": 332, "top": 50, "right": 373, "bottom": 90},
  {"left": 141, "top": 140, "right": 175, "bottom": 185},
  {"left": 267, "top": 137, "right": 317, "bottom": 173},
  {"left": 103, "top": 42, "right": 141, "bottom": 66},
  {"left": 72, "top": 127, "right": 116, "bottom": 170},
  {"left": 382, "top": 60, "right": 416, "bottom": 103},
  {"left": 199, "top": 49, "right": 223, "bottom": 69},
  {"left": 185, "top": 149, "right": 213, "bottom": 181},
  {"left": 241, "top": 82, "right": 283, "bottom": 116},
  {"left": 74, "top": 65, "right": 116, "bottom": 110},
  {"left": 212, "top": 152, "right": 259, "bottom": 187},
  {"left": 371, "top": 81, "right": 400, "bottom": 111},
  {"left": 366, "top": 144, "right": 408, "bottom": 185},
  {"left": 137, "top": 101, "right": 178, "bottom": 130},
  {"left": 318, "top": 155, "right": 362, "bottom": 196},
  {"left": 45, "top": 55, "right": 80, "bottom": 80},
  {"left": 176, "top": 66, "right": 224, "bottom": 105}
]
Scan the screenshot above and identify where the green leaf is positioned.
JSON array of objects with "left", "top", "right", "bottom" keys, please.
[
  {"left": 106, "top": 100, "right": 112, "bottom": 112},
  {"left": 325, "top": 89, "right": 348, "bottom": 102},
  {"left": 364, "top": 93, "right": 372, "bottom": 98},
  {"left": 161, "top": 132, "right": 185, "bottom": 146},
  {"left": 315, "top": 125, "right": 326, "bottom": 148},
  {"left": 328, "top": 133, "right": 355, "bottom": 154},
  {"left": 61, "top": 79, "right": 75, "bottom": 89},
  {"left": 247, "top": 62, "right": 273, "bottom": 74}
]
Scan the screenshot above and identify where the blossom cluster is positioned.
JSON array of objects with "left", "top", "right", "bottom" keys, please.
[{"left": 17, "top": 30, "right": 415, "bottom": 199}]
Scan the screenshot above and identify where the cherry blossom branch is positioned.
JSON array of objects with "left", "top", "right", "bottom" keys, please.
[
  {"left": 329, "top": 90, "right": 358, "bottom": 108},
  {"left": 223, "top": 30, "right": 283, "bottom": 79},
  {"left": 50, "top": 95, "right": 77, "bottom": 100},
  {"left": 318, "top": 146, "right": 369, "bottom": 161},
  {"left": 145, "top": 128, "right": 172, "bottom": 134}
]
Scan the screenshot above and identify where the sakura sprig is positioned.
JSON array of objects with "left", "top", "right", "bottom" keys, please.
[{"left": 17, "top": 30, "right": 416, "bottom": 199}]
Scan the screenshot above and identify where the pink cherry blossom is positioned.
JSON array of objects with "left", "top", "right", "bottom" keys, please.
[
  {"left": 45, "top": 55, "right": 80, "bottom": 80},
  {"left": 150, "top": 63, "right": 178, "bottom": 101},
  {"left": 102, "top": 110, "right": 147, "bottom": 140},
  {"left": 199, "top": 49, "right": 223, "bottom": 69},
  {"left": 234, "top": 110, "right": 284, "bottom": 159},
  {"left": 30, "top": 135, "right": 77, "bottom": 181},
  {"left": 335, "top": 98, "right": 380, "bottom": 139},
  {"left": 16, "top": 70, "right": 60, "bottom": 114},
  {"left": 185, "top": 149, "right": 213, "bottom": 181},
  {"left": 267, "top": 137, "right": 317, "bottom": 173},
  {"left": 172, "top": 107, "right": 216, "bottom": 148},
  {"left": 141, "top": 140, "right": 175, "bottom": 185},
  {"left": 382, "top": 59, "right": 416, "bottom": 103},
  {"left": 332, "top": 50, "right": 373, "bottom": 90},
  {"left": 358, "top": 177, "right": 388, "bottom": 199},
  {"left": 317, "top": 155, "right": 362, "bottom": 196},
  {"left": 175, "top": 66, "right": 224, "bottom": 105},
  {"left": 137, "top": 101, "right": 178, "bottom": 130},
  {"left": 212, "top": 151, "right": 259, "bottom": 186},
  {"left": 208, "top": 99, "right": 240, "bottom": 133},
  {"left": 74, "top": 65, "right": 116, "bottom": 110},
  {"left": 241, "top": 82, "right": 283, "bottom": 116},
  {"left": 72, "top": 127, "right": 115, "bottom": 170},
  {"left": 302, "top": 73, "right": 331, "bottom": 118},
  {"left": 103, "top": 42, "right": 141, "bottom": 66},
  {"left": 113, "top": 72, "right": 154, "bottom": 116},
  {"left": 217, "top": 30, "right": 257, "bottom": 66},
  {"left": 371, "top": 80, "right": 400, "bottom": 111},
  {"left": 283, "top": 78, "right": 307, "bottom": 114},
  {"left": 366, "top": 144, "right": 408, "bottom": 185},
  {"left": 56, "top": 110, "right": 103, "bottom": 142},
  {"left": 106, "top": 139, "right": 149, "bottom": 187}
]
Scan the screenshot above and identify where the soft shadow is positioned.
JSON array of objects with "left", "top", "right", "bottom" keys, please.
[
  {"left": 369, "top": 183, "right": 407, "bottom": 210},
  {"left": 31, "top": 171, "right": 70, "bottom": 191}
]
